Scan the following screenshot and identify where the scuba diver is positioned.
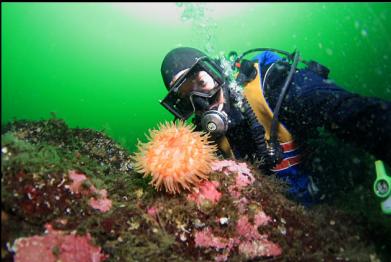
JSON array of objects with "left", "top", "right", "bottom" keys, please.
[{"left": 159, "top": 46, "right": 391, "bottom": 208}]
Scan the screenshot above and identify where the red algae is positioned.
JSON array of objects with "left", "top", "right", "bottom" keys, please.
[
  {"left": 68, "top": 170, "right": 89, "bottom": 194},
  {"left": 187, "top": 180, "right": 222, "bottom": 207},
  {"left": 13, "top": 224, "right": 108, "bottom": 262},
  {"left": 88, "top": 189, "right": 112, "bottom": 213},
  {"left": 191, "top": 160, "right": 281, "bottom": 261},
  {"left": 67, "top": 170, "right": 112, "bottom": 212}
]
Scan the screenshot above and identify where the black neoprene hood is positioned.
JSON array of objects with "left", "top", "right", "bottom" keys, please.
[{"left": 161, "top": 47, "right": 207, "bottom": 90}]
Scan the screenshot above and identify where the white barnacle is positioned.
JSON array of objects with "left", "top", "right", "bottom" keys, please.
[
  {"left": 57, "top": 178, "right": 66, "bottom": 188},
  {"left": 219, "top": 217, "right": 229, "bottom": 225},
  {"left": 179, "top": 232, "right": 187, "bottom": 242}
]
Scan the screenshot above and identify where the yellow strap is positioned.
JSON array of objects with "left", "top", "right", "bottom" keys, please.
[
  {"left": 216, "top": 135, "right": 235, "bottom": 159},
  {"left": 243, "top": 63, "right": 293, "bottom": 142}
]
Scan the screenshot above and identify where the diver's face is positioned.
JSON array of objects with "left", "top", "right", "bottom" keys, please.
[{"left": 171, "top": 69, "right": 225, "bottom": 113}]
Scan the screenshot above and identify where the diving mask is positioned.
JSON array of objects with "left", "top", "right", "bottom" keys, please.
[{"left": 160, "top": 56, "right": 226, "bottom": 120}]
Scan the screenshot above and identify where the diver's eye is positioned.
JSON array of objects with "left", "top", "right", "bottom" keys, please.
[
  {"left": 199, "top": 80, "right": 206, "bottom": 87},
  {"left": 194, "top": 71, "right": 215, "bottom": 91}
]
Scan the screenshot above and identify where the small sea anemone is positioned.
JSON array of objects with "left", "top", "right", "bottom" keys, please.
[{"left": 133, "top": 121, "right": 218, "bottom": 194}]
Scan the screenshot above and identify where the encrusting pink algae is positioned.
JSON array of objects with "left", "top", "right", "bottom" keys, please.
[
  {"left": 12, "top": 224, "right": 108, "bottom": 262},
  {"left": 188, "top": 160, "right": 282, "bottom": 261}
]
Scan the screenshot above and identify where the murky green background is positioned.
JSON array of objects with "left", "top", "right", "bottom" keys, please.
[{"left": 2, "top": 3, "right": 391, "bottom": 152}]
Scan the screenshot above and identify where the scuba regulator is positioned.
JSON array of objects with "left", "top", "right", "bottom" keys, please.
[{"left": 374, "top": 160, "right": 391, "bottom": 215}]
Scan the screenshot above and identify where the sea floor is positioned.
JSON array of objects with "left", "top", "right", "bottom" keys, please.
[{"left": 1, "top": 118, "right": 390, "bottom": 261}]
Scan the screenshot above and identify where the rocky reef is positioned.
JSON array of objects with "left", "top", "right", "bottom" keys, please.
[{"left": 1, "top": 118, "right": 390, "bottom": 261}]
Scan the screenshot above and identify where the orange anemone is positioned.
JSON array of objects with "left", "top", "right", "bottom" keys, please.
[{"left": 133, "top": 121, "right": 218, "bottom": 194}]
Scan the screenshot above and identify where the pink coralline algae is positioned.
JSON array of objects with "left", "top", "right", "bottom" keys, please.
[
  {"left": 67, "top": 170, "right": 112, "bottom": 212},
  {"left": 146, "top": 205, "right": 164, "bottom": 223},
  {"left": 88, "top": 189, "right": 112, "bottom": 213},
  {"left": 193, "top": 160, "right": 282, "bottom": 261},
  {"left": 238, "top": 239, "right": 282, "bottom": 258},
  {"left": 254, "top": 210, "right": 272, "bottom": 226},
  {"left": 236, "top": 197, "right": 250, "bottom": 214},
  {"left": 68, "top": 171, "right": 89, "bottom": 194},
  {"left": 236, "top": 215, "right": 263, "bottom": 240},
  {"left": 211, "top": 160, "right": 255, "bottom": 199},
  {"left": 194, "top": 227, "right": 236, "bottom": 262},
  {"left": 13, "top": 224, "right": 108, "bottom": 262},
  {"left": 194, "top": 213, "right": 281, "bottom": 261},
  {"left": 187, "top": 180, "right": 222, "bottom": 207},
  {"left": 147, "top": 206, "right": 159, "bottom": 220},
  {"left": 194, "top": 227, "right": 235, "bottom": 250},
  {"left": 211, "top": 160, "right": 253, "bottom": 180},
  {"left": 235, "top": 213, "right": 281, "bottom": 257}
]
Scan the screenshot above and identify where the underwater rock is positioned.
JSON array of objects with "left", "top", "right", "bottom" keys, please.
[
  {"left": 1, "top": 149, "right": 112, "bottom": 227},
  {"left": 1, "top": 119, "right": 390, "bottom": 261},
  {"left": 1, "top": 118, "right": 135, "bottom": 176}
]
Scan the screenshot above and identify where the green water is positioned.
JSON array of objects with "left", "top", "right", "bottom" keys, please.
[{"left": 2, "top": 3, "right": 391, "bottom": 153}]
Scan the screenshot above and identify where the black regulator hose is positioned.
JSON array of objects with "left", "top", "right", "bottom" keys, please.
[
  {"left": 264, "top": 51, "right": 300, "bottom": 166},
  {"left": 269, "top": 50, "right": 300, "bottom": 146},
  {"left": 241, "top": 98, "right": 273, "bottom": 172}
]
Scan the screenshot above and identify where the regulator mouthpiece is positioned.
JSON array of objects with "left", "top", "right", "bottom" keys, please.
[{"left": 200, "top": 110, "right": 229, "bottom": 138}]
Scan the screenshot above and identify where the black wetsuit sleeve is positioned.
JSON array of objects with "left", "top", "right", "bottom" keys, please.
[{"left": 271, "top": 69, "right": 391, "bottom": 166}]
